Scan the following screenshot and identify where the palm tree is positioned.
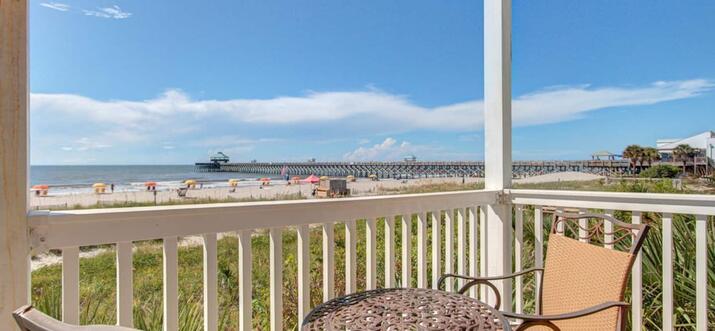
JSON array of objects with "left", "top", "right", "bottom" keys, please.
[
  {"left": 642, "top": 147, "right": 661, "bottom": 167},
  {"left": 623, "top": 145, "right": 643, "bottom": 173},
  {"left": 673, "top": 144, "right": 695, "bottom": 174}
]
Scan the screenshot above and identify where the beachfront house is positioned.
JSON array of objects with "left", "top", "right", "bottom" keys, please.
[
  {"left": 1, "top": 1, "right": 712, "bottom": 331},
  {"left": 657, "top": 131, "right": 715, "bottom": 161}
]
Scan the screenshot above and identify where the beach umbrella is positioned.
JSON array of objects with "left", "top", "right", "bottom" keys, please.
[
  {"left": 228, "top": 179, "right": 239, "bottom": 187},
  {"left": 92, "top": 183, "right": 106, "bottom": 194},
  {"left": 144, "top": 181, "right": 157, "bottom": 187},
  {"left": 302, "top": 174, "right": 320, "bottom": 184},
  {"left": 184, "top": 179, "right": 197, "bottom": 189},
  {"left": 31, "top": 184, "right": 49, "bottom": 196}
]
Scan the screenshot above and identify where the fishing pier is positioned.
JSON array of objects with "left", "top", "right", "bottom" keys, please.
[{"left": 195, "top": 160, "right": 632, "bottom": 178}]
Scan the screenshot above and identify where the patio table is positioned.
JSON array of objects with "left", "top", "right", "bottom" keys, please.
[{"left": 302, "top": 287, "right": 511, "bottom": 330}]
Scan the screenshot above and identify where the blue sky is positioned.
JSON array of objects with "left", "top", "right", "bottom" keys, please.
[{"left": 30, "top": 0, "right": 715, "bottom": 164}]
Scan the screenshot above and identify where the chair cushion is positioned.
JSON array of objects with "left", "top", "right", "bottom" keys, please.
[{"left": 540, "top": 235, "right": 633, "bottom": 330}]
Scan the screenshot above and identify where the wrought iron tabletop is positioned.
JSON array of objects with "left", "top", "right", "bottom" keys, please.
[{"left": 302, "top": 288, "right": 511, "bottom": 331}]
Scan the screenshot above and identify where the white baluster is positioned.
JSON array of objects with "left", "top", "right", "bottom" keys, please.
[
  {"left": 578, "top": 208, "right": 588, "bottom": 243},
  {"left": 514, "top": 205, "right": 523, "bottom": 314},
  {"left": 468, "top": 207, "right": 478, "bottom": 298},
  {"left": 534, "top": 206, "right": 543, "bottom": 313},
  {"left": 345, "top": 220, "right": 357, "bottom": 294},
  {"left": 695, "top": 215, "right": 708, "bottom": 331},
  {"left": 604, "top": 209, "right": 614, "bottom": 249},
  {"left": 269, "top": 229, "right": 283, "bottom": 331},
  {"left": 417, "top": 212, "right": 427, "bottom": 288},
  {"left": 297, "top": 225, "right": 310, "bottom": 321},
  {"left": 662, "top": 213, "right": 673, "bottom": 331},
  {"left": 238, "top": 230, "right": 252, "bottom": 331},
  {"left": 163, "top": 237, "right": 178, "bottom": 331},
  {"left": 116, "top": 241, "right": 133, "bottom": 328},
  {"left": 62, "top": 246, "right": 80, "bottom": 325},
  {"left": 431, "top": 211, "right": 442, "bottom": 289},
  {"left": 479, "top": 206, "right": 487, "bottom": 300},
  {"left": 401, "top": 215, "right": 412, "bottom": 287},
  {"left": 202, "top": 234, "right": 218, "bottom": 331},
  {"left": 555, "top": 207, "right": 564, "bottom": 234},
  {"left": 457, "top": 208, "right": 467, "bottom": 290},
  {"left": 366, "top": 218, "right": 377, "bottom": 290},
  {"left": 444, "top": 209, "right": 454, "bottom": 291},
  {"left": 322, "top": 223, "right": 334, "bottom": 301},
  {"left": 385, "top": 217, "right": 395, "bottom": 288},
  {"left": 631, "top": 213, "right": 642, "bottom": 331}
]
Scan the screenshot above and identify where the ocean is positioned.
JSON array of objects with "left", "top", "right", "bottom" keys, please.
[{"left": 30, "top": 165, "right": 273, "bottom": 195}]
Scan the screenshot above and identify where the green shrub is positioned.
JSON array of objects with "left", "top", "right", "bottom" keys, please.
[{"left": 639, "top": 164, "right": 681, "bottom": 178}]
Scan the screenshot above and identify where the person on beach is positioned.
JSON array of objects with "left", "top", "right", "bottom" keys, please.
[{"left": 111, "top": 184, "right": 115, "bottom": 193}]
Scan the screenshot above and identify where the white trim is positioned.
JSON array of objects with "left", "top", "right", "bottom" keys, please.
[{"left": 508, "top": 189, "right": 715, "bottom": 215}]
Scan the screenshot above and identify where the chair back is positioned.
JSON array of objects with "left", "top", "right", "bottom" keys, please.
[
  {"left": 540, "top": 212, "right": 649, "bottom": 330},
  {"left": 13, "top": 305, "right": 139, "bottom": 331}
]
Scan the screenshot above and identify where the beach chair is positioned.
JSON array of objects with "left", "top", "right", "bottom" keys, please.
[
  {"left": 439, "top": 212, "right": 650, "bottom": 330},
  {"left": 13, "top": 306, "right": 139, "bottom": 331},
  {"left": 177, "top": 187, "right": 188, "bottom": 197}
]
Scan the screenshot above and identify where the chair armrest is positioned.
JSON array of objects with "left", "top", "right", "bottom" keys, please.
[
  {"left": 438, "top": 268, "right": 544, "bottom": 310},
  {"left": 502, "top": 301, "right": 629, "bottom": 330}
]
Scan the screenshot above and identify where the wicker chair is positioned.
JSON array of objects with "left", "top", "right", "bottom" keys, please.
[
  {"left": 13, "top": 306, "right": 139, "bottom": 331},
  {"left": 439, "top": 212, "right": 650, "bottom": 331}
]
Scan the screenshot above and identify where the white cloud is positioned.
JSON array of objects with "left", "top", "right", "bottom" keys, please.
[
  {"left": 343, "top": 138, "right": 418, "bottom": 161},
  {"left": 40, "top": 2, "right": 70, "bottom": 11},
  {"left": 59, "top": 137, "right": 112, "bottom": 152},
  {"left": 342, "top": 138, "right": 470, "bottom": 161},
  {"left": 30, "top": 79, "right": 712, "bottom": 162},
  {"left": 83, "top": 5, "right": 132, "bottom": 19},
  {"left": 31, "top": 79, "right": 712, "bottom": 135}
]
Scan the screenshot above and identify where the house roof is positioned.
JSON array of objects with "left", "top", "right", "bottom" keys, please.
[
  {"left": 657, "top": 131, "right": 715, "bottom": 151},
  {"left": 592, "top": 150, "right": 618, "bottom": 156}
]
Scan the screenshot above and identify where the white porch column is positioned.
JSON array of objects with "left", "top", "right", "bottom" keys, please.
[
  {"left": 483, "top": 0, "right": 512, "bottom": 311},
  {"left": 0, "top": 0, "right": 30, "bottom": 329}
]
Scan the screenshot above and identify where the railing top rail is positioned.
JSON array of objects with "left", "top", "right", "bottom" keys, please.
[
  {"left": 508, "top": 189, "right": 715, "bottom": 215},
  {"left": 29, "top": 189, "right": 499, "bottom": 249}
]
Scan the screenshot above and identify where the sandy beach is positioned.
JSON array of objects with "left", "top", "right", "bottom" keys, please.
[{"left": 30, "top": 172, "right": 603, "bottom": 210}]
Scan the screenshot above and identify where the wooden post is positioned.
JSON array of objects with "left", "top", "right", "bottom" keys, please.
[
  {"left": 484, "top": 0, "right": 512, "bottom": 311},
  {"left": 0, "top": 0, "right": 30, "bottom": 329}
]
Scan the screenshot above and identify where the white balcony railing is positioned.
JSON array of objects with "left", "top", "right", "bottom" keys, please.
[{"left": 26, "top": 189, "right": 713, "bottom": 330}]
